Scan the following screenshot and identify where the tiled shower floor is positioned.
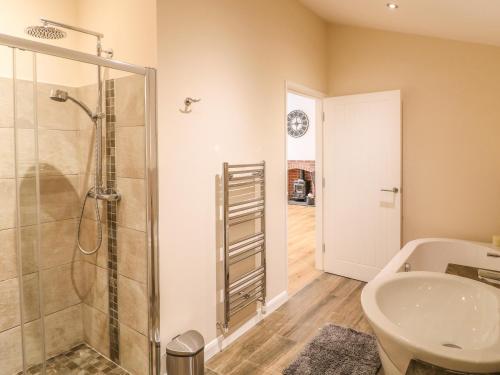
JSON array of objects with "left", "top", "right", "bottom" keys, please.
[{"left": 19, "top": 344, "right": 129, "bottom": 375}]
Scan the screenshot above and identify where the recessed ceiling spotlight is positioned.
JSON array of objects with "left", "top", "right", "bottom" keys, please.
[{"left": 387, "top": 3, "right": 399, "bottom": 9}]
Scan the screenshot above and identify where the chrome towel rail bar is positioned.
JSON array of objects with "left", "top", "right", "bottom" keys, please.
[
  {"left": 229, "top": 201, "right": 264, "bottom": 213},
  {"left": 229, "top": 247, "right": 264, "bottom": 266},
  {"left": 229, "top": 234, "right": 264, "bottom": 253},
  {"left": 220, "top": 161, "right": 267, "bottom": 332},
  {"left": 229, "top": 231, "right": 265, "bottom": 247},
  {"left": 228, "top": 197, "right": 264, "bottom": 208},
  {"left": 228, "top": 212, "right": 264, "bottom": 227}
]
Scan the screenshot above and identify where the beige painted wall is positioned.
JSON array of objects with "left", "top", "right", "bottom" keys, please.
[
  {"left": 327, "top": 24, "right": 500, "bottom": 244},
  {"left": 0, "top": 0, "right": 81, "bottom": 84},
  {"left": 0, "top": 0, "right": 156, "bottom": 85},
  {"left": 76, "top": 0, "right": 156, "bottom": 67},
  {"left": 157, "top": 0, "right": 327, "bottom": 347}
]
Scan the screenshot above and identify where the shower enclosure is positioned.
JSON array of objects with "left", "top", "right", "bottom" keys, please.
[{"left": 0, "top": 33, "right": 159, "bottom": 374}]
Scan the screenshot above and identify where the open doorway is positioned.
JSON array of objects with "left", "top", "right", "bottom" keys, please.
[{"left": 286, "top": 90, "right": 323, "bottom": 295}]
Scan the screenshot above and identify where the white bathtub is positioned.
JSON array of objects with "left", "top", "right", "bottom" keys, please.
[
  {"left": 368, "top": 238, "right": 500, "bottom": 374},
  {"left": 378, "top": 238, "right": 500, "bottom": 278}
]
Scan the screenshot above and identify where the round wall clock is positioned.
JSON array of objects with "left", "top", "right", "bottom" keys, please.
[{"left": 287, "top": 110, "right": 309, "bottom": 138}]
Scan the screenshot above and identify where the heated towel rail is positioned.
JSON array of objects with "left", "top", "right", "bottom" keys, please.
[{"left": 221, "top": 161, "right": 266, "bottom": 331}]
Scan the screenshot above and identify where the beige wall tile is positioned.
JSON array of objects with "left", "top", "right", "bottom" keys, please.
[
  {"left": 39, "top": 219, "right": 77, "bottom": 270},
  {"left": 44, "top": 304, "right": 83, "bottom": 358},
  {"left": 18, "top": 177, "right": 37, "bottom": 227},
  {"left": 24, "top": 319, "right": 44, "bottom": 369},
  {"left": 0, "top": 179, "right": 16, "bottom": 230},
  {"left": 118, "top": 276, "right": 148, "bottom": 335},
  {"left": 118, "top": 226, "right": 147, "bottom": 283},
  {"left": 16, "top": 80, "right": 35, "bottom": 129},
  {"left": 0, "top": 77, "right": 14, "bottom": 128},
  {"left": 20, "top": 225, "right": 38, "bottom": 275},
  {"left": 22, "top": 273, "right": 40, "bottom": 323},
  {"left": 19, "top": 176, "right": 80, "bottom": 227},
  {"left": 75, "top": 83, "right": 98, "bottom": 131},
  {"left": 37, "top": 83, "right": 78, "bottom": 131},
  {"left": 117, "top": 177, "right": 146, "bottom": 232},
  {"left": 82, "top": 262, "right": 108, "bottom": 313},
  {"left": 0, "top": 128, "right": 15, "bottom": 178},
  {"left": 0, "top": 277, "right": 20, "bottom": 331},
  {"left": 16, "top": 129, "right": 37, "bottom": 178},
  {"left": 39, "top": 175, "right": 79, "bottom": 223},
  {"left": 82, "top": 304, "right": 109, "bottom": 357},
  {"left": 115, "top": 74, "right": 145, "bottom": 126},
  {"left": 116, "top": 126, "right": 145, "bottom": 178},
  {"left": 79, "top": 218, "right": 108, "bottom": 268},
  {"left": 71, "top": 261, "right": 87, "bottom": 301},
  {"left": 0, "top": 326, "right": 22, "bottom": 375},
  {"left": 42, "top": 263, "right": 81, "bottom": 314},
  {"left": 15, "top": 80, "right": 34, "bottom": 129},
  {"left": 78, "top": 127, "right": 97, "bottom": 175},
  {"left": 38, "top": 130, "right": 79, "bottom": 176},
  {"left": 119, "top": 323, "right": 149, "bottom": 375},
  {"left": 0, "top": 229, "right": 17, "bottom": 282}
]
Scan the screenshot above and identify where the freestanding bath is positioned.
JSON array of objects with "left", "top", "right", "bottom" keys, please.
[{"left": 361, "top": 239, "right": 500, "bottom": 374}]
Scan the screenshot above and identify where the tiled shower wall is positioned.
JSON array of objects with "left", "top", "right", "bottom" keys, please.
[
  {"left": 0, "top": 73, "right": 148, "bottom": 375},
  {"left": 0, "top": 77, "right": 84, "bottom": 375},
  {"left": 77, "top": 74, "right": 149, "bottom": 375}
]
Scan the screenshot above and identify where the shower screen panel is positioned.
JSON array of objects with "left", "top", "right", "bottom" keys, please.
[{"left": 0, "top": 38, "right": 158, "bottom": 375}]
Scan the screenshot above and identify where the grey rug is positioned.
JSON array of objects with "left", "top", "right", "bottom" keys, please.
[{"left": 283, "top": 324, "right": 381, "bottom": 375}]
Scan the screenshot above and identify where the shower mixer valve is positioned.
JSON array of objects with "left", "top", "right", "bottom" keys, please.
[
  {"left": 92, "top": 112, "right": 106, "bottom": 121},
  {"left": 87, "top": 187, "right": 121, "bottom": 202}
]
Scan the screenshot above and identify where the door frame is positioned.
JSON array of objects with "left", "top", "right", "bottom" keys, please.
[{"left": 284, "top": 81, "right": 326, "bottom": 290}]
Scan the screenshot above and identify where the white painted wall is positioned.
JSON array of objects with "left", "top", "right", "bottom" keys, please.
[{"left": 287, "top": 92, "right": 316, "bottom": 160}]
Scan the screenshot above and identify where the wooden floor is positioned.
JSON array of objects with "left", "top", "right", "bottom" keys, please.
[
  {"left": 206, "top": 273, "right": 372, "bottom": 375},
  {"left": 287, "top": 205, "right": 322, "bottom": 296}
]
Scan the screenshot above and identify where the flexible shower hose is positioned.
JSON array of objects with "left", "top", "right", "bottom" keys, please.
[{"left": 76, "top": 120, "right": 103, "bottom": 255}]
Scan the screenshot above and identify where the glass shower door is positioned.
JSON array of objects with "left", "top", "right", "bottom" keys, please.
[{"left": 0, "top": 42, "right": 153, "bottom": 375}]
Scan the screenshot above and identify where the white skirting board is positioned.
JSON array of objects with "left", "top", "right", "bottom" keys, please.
[{"left": 204, "top": 290, "right": 289, "bottom": 361}]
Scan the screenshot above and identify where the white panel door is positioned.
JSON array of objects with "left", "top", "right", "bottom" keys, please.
[{"left": 323, "top": 90, "right": 401, "bottom": 282}]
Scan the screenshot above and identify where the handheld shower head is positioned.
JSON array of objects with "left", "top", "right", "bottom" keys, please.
[
  {"left": 49, "top": 89, "right": 95, "bottom": 121},
  {"left": 49, "top": 89, "right": 68, "bottom": 102}
]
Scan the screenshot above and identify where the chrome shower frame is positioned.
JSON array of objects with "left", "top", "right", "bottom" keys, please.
[{"left": 0, "top": 32, "right": 160, "bottom": 375}]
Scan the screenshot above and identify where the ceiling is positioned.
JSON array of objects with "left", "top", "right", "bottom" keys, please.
[{"left": 299, "top": 0, "right": 500, "bottom": 47}]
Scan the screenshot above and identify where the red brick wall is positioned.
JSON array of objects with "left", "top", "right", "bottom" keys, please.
[{"left": 287, "top": 160, "right": 315, "bottom": 199}]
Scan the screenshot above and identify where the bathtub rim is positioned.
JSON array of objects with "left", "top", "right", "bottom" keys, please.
[{"left": 376, "top": 238, "right": 500, "bottom": 279}]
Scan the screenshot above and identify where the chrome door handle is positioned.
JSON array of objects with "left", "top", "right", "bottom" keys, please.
[{"left": 381, "top": 187, "right": 399, "bottom": 193}]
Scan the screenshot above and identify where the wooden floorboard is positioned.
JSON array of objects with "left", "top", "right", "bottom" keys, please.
[
  {"left": 206, "top": 273, "right": 372, "bottom": 375},
  {"left": 287, "top": 205, "right": 322, "bottom": 296}
]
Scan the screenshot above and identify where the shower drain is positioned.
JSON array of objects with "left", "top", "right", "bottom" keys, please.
[{"left": 442, "top": 343, "right": 462, "bottom": 349}]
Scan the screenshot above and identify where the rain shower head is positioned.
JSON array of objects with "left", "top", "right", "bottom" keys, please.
[
  {"left": 49, "top": 89, "right": 95, "bottom": 121},
  {"left": 25, "top": 24, "right": 66, "bottom": 40}
]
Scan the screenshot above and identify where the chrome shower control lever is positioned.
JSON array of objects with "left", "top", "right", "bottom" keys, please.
[
  {"left": 381, "top": 187, "right": 399, "bottom": 193},
  {"left": 180, "top": 97, "right": 201, "bottom": 113}
]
